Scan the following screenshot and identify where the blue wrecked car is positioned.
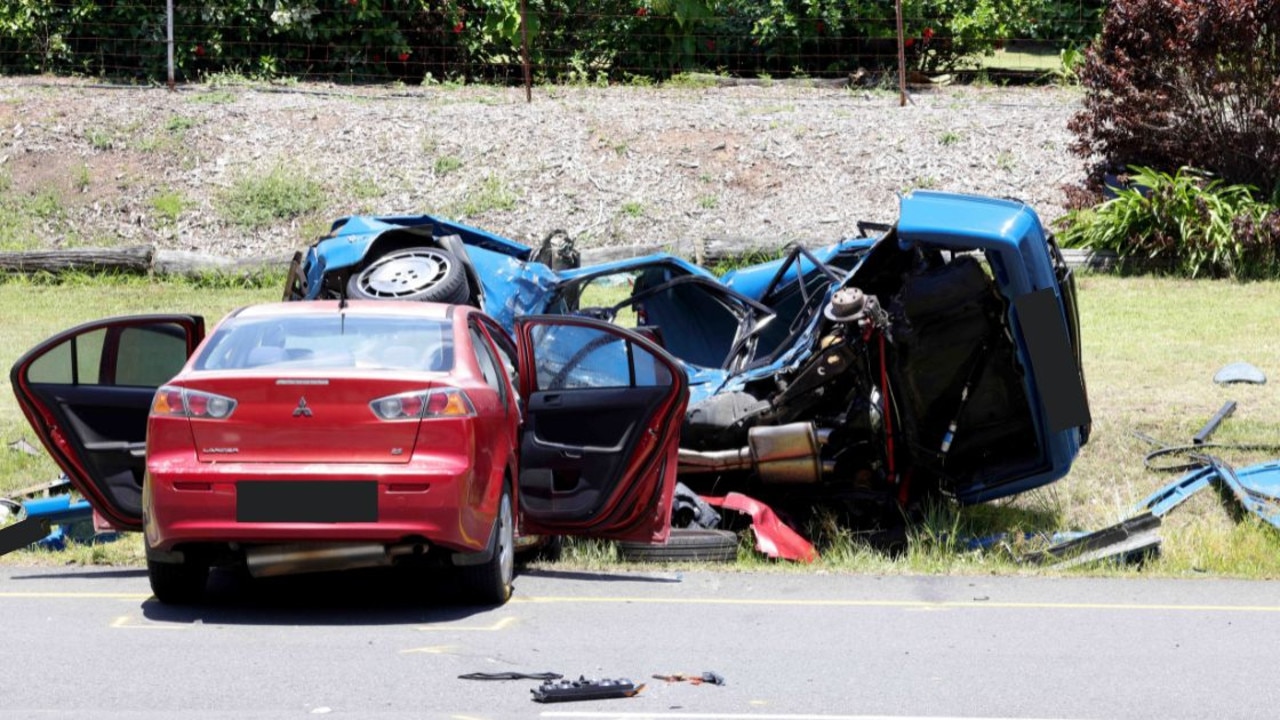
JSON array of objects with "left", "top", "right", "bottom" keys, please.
[{"left": 284, "top": 190, "right": 1091, "bottom": 529}]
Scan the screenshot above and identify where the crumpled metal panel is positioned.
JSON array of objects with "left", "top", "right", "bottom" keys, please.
[
  {"left": 1134, "top": 459, "right": 1280, "bottom": 530},
  {"left": 702, "top": 492, "right": 817, "bottom": 563}
]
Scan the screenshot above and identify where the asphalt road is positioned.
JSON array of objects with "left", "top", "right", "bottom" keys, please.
[{"left": 1, "top": 565, "right": 1277, "bottom": 720}]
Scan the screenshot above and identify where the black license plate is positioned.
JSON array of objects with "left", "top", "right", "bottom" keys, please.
[{"left": 237, "top": 481, "right": 377, "bottom": 523}]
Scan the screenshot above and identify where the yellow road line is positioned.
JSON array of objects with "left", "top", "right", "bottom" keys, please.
[
  {"left": 512, "top": 595, "right": 1280, "bottom": 613},
  {"left": 2, "top": 591, "right": 1279, "bottom": 614},
  {"left": 0, "top": 592, "right": 151, "bottom": 599},
  {"left": 400, "top": 644, "right": 462, "bottom": 654},
  {"left": 110, "top": 614, "right": 187, "bottom": 630},
  {"left": 416, "top": 616, "right": 516, "bottom": 631}
]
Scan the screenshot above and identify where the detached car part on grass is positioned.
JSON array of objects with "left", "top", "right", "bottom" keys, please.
[{"left": 286, "top": 191, "right": 1091, "bottom": 531}]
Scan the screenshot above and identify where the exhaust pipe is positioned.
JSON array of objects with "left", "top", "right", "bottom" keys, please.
[
  {"left": 677, "top": 446, "right": 753, "bottom": 472},
  {"left": 678, "top": 422, "right": 826, "bottom": 484},
  {"left": 245, "top": 542, "right": 423, "bottom": 578}
]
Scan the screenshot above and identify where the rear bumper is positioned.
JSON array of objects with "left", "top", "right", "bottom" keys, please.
[{"left": 142, "top": 460, "right": 492, "bottom": 555}]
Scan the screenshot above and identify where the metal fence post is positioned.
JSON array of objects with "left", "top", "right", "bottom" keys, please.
[
  {"left": 166, "top": 0, "right": 175, "bottom": 90},
  {"left": 520, "top": 0, "right": 532, "bottom": 102},
  {"left": 895, "top": 0, "right": 905, "bottom": 107}
]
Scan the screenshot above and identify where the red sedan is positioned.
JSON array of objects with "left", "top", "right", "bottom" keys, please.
[{"left": 11, "top": 301, "right": 687, "bottom": 604}]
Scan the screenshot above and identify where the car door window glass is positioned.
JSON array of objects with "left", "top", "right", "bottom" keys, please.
[
  {"left": 530, "top": 324, "right": 671, "bottom": 391},
  {"left": 116, "top": 326, "right": 188, "bottom": 386},
  {"left": 25, "top": 324, "right": 187, "bottom": 387},
  {"left": 27, "top": 328, "right": 100, "bottom": 384},
  {"left": 470, "top": 326, "right": 507, "bottom": 405}
]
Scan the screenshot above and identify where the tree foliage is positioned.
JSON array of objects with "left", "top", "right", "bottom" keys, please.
[
  {"left": 1069, "top": 0, "right": 1280, "bottom": 194},
  {"left": 0, "top": 0, "right": 1102, "bottom": 82}
]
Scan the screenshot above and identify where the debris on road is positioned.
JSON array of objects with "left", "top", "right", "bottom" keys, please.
[
  {"left": 531, "top": 677, "right": 643, "bottom": 703},
  {"left": 652, "top": 671, "right": 726, "bottom": 686},
  {"left": 458, "top": 672, "right": 564, "bottom": 681}
]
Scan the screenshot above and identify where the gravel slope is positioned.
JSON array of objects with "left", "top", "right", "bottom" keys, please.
[{"left": 0, "top": 78, "right": 1084, "bottom": 260}]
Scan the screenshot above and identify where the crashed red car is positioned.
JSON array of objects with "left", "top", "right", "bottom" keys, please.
[{"left": 10, "top": 300, "right": 687, "bottom": 604}]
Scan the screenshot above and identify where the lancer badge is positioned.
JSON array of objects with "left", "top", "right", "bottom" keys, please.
[{"left": 293, "top": 397, "right": 313, "bottom": 417}]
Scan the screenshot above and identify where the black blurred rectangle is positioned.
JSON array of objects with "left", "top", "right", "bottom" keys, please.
[
  {"left": 237, "top": 481, "right": 377, "bottom": 523},
  {"left": 0, "top": 518, "right": 50, "bottom": 557},
  {"left": 1014, "top": 289, "right": 1092, "bottom": 434}
]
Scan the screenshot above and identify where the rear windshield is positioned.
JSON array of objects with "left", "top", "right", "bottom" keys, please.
[{"left": 194, "top": 313, "right": 454, "bottom": 372}]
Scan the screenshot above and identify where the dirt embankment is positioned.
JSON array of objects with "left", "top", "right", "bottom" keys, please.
[{"left": 0, "top": 78, "right": 1084, "bottom": 261}]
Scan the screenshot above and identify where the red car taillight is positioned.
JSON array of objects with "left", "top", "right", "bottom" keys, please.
[
  {"left": 152, "top": 385, "right": 238, "bottom": 419},
  {"left": 370, "top": 388, "right": 474, "bottom": 421}
]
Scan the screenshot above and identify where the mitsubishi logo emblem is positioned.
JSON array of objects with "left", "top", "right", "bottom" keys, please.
[{"left": 292, "top": 397, "right": 313, "bottom": 417}]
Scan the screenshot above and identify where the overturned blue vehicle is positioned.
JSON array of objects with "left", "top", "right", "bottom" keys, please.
[{"left": 284, "top": 191, "right": 1091, "bottom": 528}]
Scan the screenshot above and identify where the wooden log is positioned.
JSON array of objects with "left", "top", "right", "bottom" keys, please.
[
  {"left": 0, "top": 243, "right": 1122, "bottom": 279},
  {"left": 1060, "top": 248, "right": 1118, "bottom": 271},
  {"left": 678, "top": 72, "right": 852, "bottom": 89},
  {"left": 0, "top": 245, "right": 153, "bottom": 273},
  {"left": 152, "top": 249, "right": 293, "bottom": 277}
]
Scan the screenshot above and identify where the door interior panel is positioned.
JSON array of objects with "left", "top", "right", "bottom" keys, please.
[
  {"left": 519, "top": 385, "right": 668, "bottom": 521},
  {"left": 27, "top": 384, "right": 154, "bottom": 517}
]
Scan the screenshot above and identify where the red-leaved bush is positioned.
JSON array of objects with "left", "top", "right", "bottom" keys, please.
[{"left": 1069, "top": 0, "right": 1280, "bottom": 195}]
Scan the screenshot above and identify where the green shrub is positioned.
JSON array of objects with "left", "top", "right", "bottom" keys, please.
[
  {"left": 1069, "top": 0, "right": 1280, "bottom": 194},
  {"left": 1056, "top": 166, "right": 1280, "bottom": 280}
]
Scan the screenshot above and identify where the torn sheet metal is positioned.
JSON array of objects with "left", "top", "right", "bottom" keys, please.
[
  {"left": 1205, "top": 459, "right": 1280, "bottom": 530},
  {"left": 1020, "top": 512, "right": 1162, "bottom": 569},
  {"left": 702, "top": 492, "right": 817, "bottom": 563},
  {"left": 1133, "top": 458, "right": 1280, "bottom": 531}
]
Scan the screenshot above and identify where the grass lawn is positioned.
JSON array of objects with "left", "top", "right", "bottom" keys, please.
[{"left": 2, "top": 273, "right": 1279, "bottom": 576}]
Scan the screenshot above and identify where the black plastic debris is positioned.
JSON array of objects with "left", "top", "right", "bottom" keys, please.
[
  {"left": 458, "top": 672, "right": 562, "bottom": 681},
  {"left": 531, "top": 676, "right": 642, "bottom": 703}
]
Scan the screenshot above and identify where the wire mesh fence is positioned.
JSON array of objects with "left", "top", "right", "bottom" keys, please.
[{"left": 0, "top": 1, "right": 1104, "bottom": 87}]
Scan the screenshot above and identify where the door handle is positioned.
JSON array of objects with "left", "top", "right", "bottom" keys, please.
[{"left": 560, "top": 449, "right": 582, "bottom": 460}]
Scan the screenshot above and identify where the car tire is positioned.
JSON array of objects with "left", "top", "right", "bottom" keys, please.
[
  {"left": 460, "top": 485, "right": 514, "bottom": 605},
  {"left": 617, "top": 528, "right": 739, "bottom": 563},
  {"left": 147, "top": 557, "right": 209, "bottom": 604},
  {"left": 346, "top": 246, "right": 470, "bottom": 304}
]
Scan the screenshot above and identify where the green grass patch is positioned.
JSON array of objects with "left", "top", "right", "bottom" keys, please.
[
  {"left": 187, "top": 89, "right": 236, "bottom": 105},
  {"left": 455, "top": 175, "right": 516, "bottom": 217},
  {"left": 73, "top": 163, "right": 92, "bottom": 191},
  {"left": 434, "top": 155, "right": 463, "bottom": 176},
  {"left": 219, "top": 166, "right": 326, "bottom": 228},
  {"left": 150, "top": 190, "right": 185, "bottom": 224},
  {"left": 85, "top": 127, "right": 115, "bottom": 150},
  {"left": 166, "top": 115, "right": 198, "bottom": 132},
  {"left": 664, "top": 72, "right": 720, "bottom": 89}
]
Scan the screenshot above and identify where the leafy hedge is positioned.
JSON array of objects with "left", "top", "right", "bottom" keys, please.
[
  {"left": 1069, "top": 0, "right": 1280, "bottom": 194},
  {"left": 1060, "top": 0, "right": 1280, "bottom": 280},
  {"left": 0, "top": 0, "right": 1103, "bottom": 83},
  {"left": 1057, "top": 167, "right": 1280, "bottom": 280}
]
